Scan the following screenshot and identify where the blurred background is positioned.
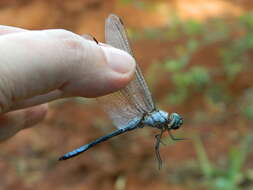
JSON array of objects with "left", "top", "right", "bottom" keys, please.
[{"left": 1, "top": 0, "right": 253, "bottom": 189}]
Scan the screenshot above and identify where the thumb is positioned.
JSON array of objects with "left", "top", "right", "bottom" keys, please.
[
  {"left": 60, "top": 36, "right": 136, "bottom": 97},
  {"left": 0, "top": 29, "right": 136, "bottom": 112}
]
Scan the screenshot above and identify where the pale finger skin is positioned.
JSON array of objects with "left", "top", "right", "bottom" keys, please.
[
  {"left": 0, "top": 28, "right": 136, "bottom": 113},
  {"left": 0, "top": 104, "right": 48, "bottom": 142},
  {"left": 0, "top": 26, "right": 136, "bottom": 141}
]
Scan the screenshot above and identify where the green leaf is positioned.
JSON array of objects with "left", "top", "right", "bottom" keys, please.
[
  {"left": 164, "top": 59, "right": 184, "bottom": 72},
  {"left": 188, "top": 66, "right": 210, "bottom": 87},
  {"left": 183, "top": 20, "right": 203, "bottom": 36},
  {"left": 192, "top": 135, "right": 213, "bottom": 179}
]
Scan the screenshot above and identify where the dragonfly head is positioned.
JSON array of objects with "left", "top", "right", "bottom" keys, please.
[{"left": 168, "top": 113, "right": 183, "bottom": 130}]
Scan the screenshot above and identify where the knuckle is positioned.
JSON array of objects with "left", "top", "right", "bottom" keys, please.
[
  {"left": 63, "top": 35, "right": 84, "bottom": 51},
  {"left": 59, "top": 31, "right": 86, "bottom": 58}
]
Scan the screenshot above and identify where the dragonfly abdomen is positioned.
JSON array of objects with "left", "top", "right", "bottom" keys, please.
[{"left": 119, "top": 117, "right": 142, "bottom": 129}]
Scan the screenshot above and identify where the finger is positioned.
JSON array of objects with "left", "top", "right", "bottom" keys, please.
[
  {"left": 0, "top": 29, "right": 136, "bottom": 113},
  {"left": 11, "top": 90, "right": 64, "bottom": 110},
  {"left": 0, "top": 104, "right": 48, "bottom": 142},
  {"left": 81, "top": 34, "right": 94, "bottom": 41},
  {"left": 0, "top": 25, "right": 27, "bottom": 35},
  {"left": 10, "top": 35, "right": 120, "bottom": 111},
  {"left": 81, "top": 34, "right": 111, "bottom": 47}
]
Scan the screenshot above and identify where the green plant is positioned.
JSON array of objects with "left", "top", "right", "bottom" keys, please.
[
  {"left": 239, "top": 88, "right": 253, "bottom": 125},
  {"left": 219, "top": 34, "right": 252, "bottom": 81},
  {"left": 193, "top": 134, "right": 253, "bottom": 190},
  {"left": 159, "top": 13, "right": 253, "bottom": 108},
  {"left": 163, "top": 37, "right": 210, "bottom": 105}
]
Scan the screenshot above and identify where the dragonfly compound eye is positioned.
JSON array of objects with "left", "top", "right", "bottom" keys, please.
[{"left": 169, "top": 113, "right": 183, "bottom": 130}]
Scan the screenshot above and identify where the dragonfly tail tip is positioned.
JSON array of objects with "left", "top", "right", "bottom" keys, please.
[{"left": 58, "top": 156, "right": 67, "bottom": 161}]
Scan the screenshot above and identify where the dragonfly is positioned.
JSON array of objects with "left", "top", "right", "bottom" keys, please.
[{"left": 59, "top": 14, "right": 183, "bottom": 168}]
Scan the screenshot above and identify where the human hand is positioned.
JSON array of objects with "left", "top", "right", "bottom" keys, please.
[{"left": 0, "top": 26, "right": 135, "bottom": 141}]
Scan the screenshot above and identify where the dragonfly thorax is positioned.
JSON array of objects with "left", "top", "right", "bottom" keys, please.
[
  {"left": 142, "top": 110, "right": 183, "bottom": 130},
  {"left": 143, "top": 110, "right": 168, "bottom": 128}
]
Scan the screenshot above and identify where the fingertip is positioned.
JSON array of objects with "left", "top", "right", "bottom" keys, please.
[
  {"left": 59, "top": 41, "right": 136, "bottom": 98},
  {"left": 0, "top": 104, "right": 48, "bottom": 142},
  {"left": 101, "top": 45, "right": 136, "bottom": 74},
  {"left": 23, "top": 104, "right": 48, "bottom": 129},
  {"left": 90, "top": 45, "right": 136, "bottom": 96}
]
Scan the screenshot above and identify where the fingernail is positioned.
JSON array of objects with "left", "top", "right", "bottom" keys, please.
[{"left": 101, "top": 46, "right": 135, "bottom": 74}]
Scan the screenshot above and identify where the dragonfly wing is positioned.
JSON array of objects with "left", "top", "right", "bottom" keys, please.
[
  {"left": 98, "top": 92, "right": 143, "bottom": 128},
  {"left": 97, "top": 14, "right": 156, "bottom": 129},
  {"left": 105, "top": 14, "right": 156, "bottom": 111}
]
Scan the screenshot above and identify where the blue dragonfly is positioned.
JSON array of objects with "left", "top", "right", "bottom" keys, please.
[{"left": 59, "top": 14, "right": 183, "bottom": 168}]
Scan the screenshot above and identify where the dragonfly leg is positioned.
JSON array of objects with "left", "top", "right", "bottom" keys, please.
[
  {"left": 167, "top": 129, "right": 185, "bottom": 141},
  {"left": 156, "top": 135, "right": 166, "bottom": 146},
  {"left": 155, "top": 130, "right": 164, "bottom": 169}
]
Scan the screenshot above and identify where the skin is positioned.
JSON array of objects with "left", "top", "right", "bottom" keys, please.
[{"left": 0, "top": 26, "right": 136, "bottom": 142}]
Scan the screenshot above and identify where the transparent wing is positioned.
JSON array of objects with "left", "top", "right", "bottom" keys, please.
[{"left": 96, "top": 14, "right": 156, "bottom": 129}]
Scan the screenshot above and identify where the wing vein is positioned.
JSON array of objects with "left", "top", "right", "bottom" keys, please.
[{"left": 96, "top": 14, "right": 156, "bottom": 129}]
